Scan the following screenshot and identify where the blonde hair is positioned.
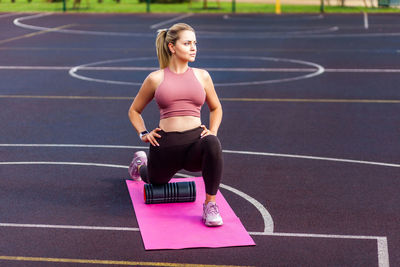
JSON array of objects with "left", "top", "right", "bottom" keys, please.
[{"left": 156, "top": 23, "right": 195, "bottom": 69}]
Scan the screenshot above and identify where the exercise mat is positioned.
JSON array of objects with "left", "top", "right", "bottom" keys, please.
[{"left": 126, "top": 177, "right": 256, "bottom": 250}]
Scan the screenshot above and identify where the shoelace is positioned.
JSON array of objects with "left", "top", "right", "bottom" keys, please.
[{"left": 207, "top": 203, "right": 220, "bottom": 216}]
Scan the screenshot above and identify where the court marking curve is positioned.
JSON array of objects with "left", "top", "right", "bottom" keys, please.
[
  {"left": 68, "top": 56, "right": 325, "bottom": 86},
  {"left": 0, "top": 160, "right": 273, "bottom": 234},
  {"left": 0, "top": 159, "right": 389, "bottom": 266},
  {"left": 13, "top": 13, "right": 339, "bottom": 39},
  {"left": 13, "top": 13, "right": 154, "bottom": 37},
  {"left": 5, "top": 12, "right": 393, "bottom": 267},
  {"left": 12, "top": 13, "right": 400, "bottom": 40}
]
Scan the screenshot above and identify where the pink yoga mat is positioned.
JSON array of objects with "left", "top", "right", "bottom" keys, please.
[{"left": 126, "top": 177, "right": 256, "bottom": 250}]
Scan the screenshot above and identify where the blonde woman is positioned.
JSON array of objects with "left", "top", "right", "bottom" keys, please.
[{"left": 128, "top": 23, "right": 224, "bottom": 227}]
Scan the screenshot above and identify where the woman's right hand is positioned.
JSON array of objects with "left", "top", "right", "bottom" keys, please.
[{"left": 142, "top": 128, "right": 162, "bottom": 146}]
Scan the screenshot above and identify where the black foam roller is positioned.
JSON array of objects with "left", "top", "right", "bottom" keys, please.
[{"left": 144, "top": 181, "right": 196, "bottom": 204}]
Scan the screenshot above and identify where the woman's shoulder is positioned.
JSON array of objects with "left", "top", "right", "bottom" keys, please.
[
  {"left": 192, "top": 67, "right": 211, "bottom": 84},
  {"left": 192, "top": 67, "right": 209, "bottom": 77},
  {"left": 147, "top": 69, "right": 164, "bottom": 81},
  {"left": 145, "top": 69, "right": 164, "bottom": 88}
]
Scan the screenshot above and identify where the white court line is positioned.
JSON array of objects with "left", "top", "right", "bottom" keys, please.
[
  {"left": 175, "top": 173, "right": 274, "bottom": 233},
  {"left": 0, "top": 223, "right": 389, "bottom": 267},
  {"left": 0, "top": 66, "right": 72, "bottom": 70},
  {"left": 68, "top": 57, "right": 154, "bottom": 86},
  {"left": 0, "top": 141, "right": 398, "bottom": 267},
  {"left": 13, "top": 13, "right": 335, "bottom": 39},
  {"left": 189, "top": 25, "right": 332, "bottom": 30},
  {"left": 378, "top": 237, "right": 390, "bottom": 267},
  {"left": 2, "top": 65, "right": 400, "bottom": 73},
  {"left": 13, "top": 13, "right": 153, "bottom": 37},
  {"left": 67, "top": 56, "right": 325, "bottom": 87},
  {"left": 0, "top": 222, "right": 384, "bottom": 238},
  {"left": 268, "top": 233, "right": 389, "bottom": 267},
  {"left": 220, "top": 184, "right": 273, "bottom": 233},
  {"left": 0, "top": 223, "right": 139, "bottom": 232},
  {"left": 0, "top": 13, "right": 19, "bottom": 19},
  {"left": 224, "top": 14, "right": 324, "bottom": 22},
  {"left": 0, "top": 95, "right": 134, "bottom": 100},
  {"left": 299, "top": 31, "right": 400, "bottom": 39},
  {"left": 0, "top": 155, "right": 390, "bottom": 266},
  {"left": 196, "top": 26, "right": 339, "bottom": 37},
  {"left": 0, "top": 66, "right": 316, "bottom": 72},
  {"left": 364, "top": 12, "right": 369, "bottom": 30},
  {"left": 2, "top": 95, "right": 400, "bottom": 104},
  {"left": 222, "top": 149, "right": 400, "bottom": 168},
  {"left": 0, "top": 161, "right": 128, "bottom": 169},
  {"left": 1, "top": 144, "right": 399, "bottom": 168},
  {"left": 0, "top": 144, "right": 144, "bottom": 149},
  {"left": 0, "top": 160, "right": 274, "bottom": 233},
  {"left": 149, "top": 13, "right": 194, "bottom": 29},
  {"left": 11, "top": 13, "right": 400, "bottom": 40},
  {"left": 325, "top": 68, "right": 400, "bottom": 73}
]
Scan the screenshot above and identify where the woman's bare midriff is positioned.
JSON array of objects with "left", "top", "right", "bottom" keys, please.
[{"left": 159, "top": 116, "right": 202, "bottom": 132}]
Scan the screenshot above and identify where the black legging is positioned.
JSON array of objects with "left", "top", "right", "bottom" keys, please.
[{"left": 139, "top": 126, "right": 223, "bottom": 195}]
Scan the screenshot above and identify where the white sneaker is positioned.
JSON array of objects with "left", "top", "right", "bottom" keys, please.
[
  {"left": 202, "top": 202, "right": 223, "bottom": 227},
  {"left": 128, "top": 151, "right": 147, "bottom": 181}
]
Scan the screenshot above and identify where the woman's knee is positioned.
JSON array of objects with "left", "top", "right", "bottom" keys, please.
[{"left": 201, "top": 135, "right": 222, "bottom": 155}]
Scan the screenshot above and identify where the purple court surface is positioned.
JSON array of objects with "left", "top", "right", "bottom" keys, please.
[{"left": 0, "top": 12, "right": 400, "bottom": 266}]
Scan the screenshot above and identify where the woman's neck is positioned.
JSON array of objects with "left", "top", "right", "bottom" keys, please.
[{"left": 168, "top": 59, "right": 189, "bottom": 74}]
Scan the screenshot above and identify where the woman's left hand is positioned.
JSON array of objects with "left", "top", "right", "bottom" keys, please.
[{"left": 200, "top": 125, "right": 215, "bottom": 138}]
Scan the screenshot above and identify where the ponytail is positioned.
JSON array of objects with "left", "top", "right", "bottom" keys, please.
[
  {"left": 156, "top": 29, "right": 170, "bottom": 69},
  {"left": 155, "top": 23, "right": 195, "bottom": 69}
]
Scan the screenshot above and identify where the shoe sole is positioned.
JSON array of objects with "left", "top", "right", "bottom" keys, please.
[{"left": 203, "top": 218, "right": 223, "bottom": 227}]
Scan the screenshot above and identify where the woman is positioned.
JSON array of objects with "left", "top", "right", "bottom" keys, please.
[{"left": 128, "top": 23, "right": 223, "bottom": 227}]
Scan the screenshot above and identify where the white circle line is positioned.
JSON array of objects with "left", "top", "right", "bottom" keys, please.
[
  {"left": 220, "top": 183, "right": 274, "bottom": 233},
  {"left": 0, "top": 160, "right": 390, "bottom": 265},
  {"left": 2, "top": 66, "right": 400, "bottom": 74},
  {"left": 174, "top": 172, "right": 273, "bottom": 233},
  {"left": 68, "top": 57, "right": 155, "bottom": 86},
  {"left": 12, "top": 13, "right": 335, "bottom": 39},
  {"left": 68, "top": 56, "right": 325, "bottom": 87},
  {"left": 13, "top": 13, "right": 153, "bottom": 37},
  {"left": 149, "top": 13, "right": 194, "bottom": 29},
  {"left": 0, "top": 160, "right": 273, "bottom": 233},
  {"left": 12, "top": 13, "right": 400, "bottom": 41}
]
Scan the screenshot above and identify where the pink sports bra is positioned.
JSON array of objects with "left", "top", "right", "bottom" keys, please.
[{"left": 155, "top": 67, "right": 206, "bottom": 120}]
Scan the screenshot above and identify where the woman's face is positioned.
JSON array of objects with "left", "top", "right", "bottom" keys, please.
[{"left": 170, "top": 30, "right": 197, "bottom": 62}]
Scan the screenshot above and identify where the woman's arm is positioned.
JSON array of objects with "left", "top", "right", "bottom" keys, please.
[
  {"left": 128, "top": 71, "right": 162, "bottom": 146},
  {"left": 202, "top": 70, "right": 223, "bottom": 136}
]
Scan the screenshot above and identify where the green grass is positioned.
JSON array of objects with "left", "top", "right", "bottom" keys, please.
[{"left": 0, "top": 0, "right": 399, "bottom": 13}]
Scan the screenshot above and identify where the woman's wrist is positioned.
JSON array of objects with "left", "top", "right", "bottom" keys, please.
[
  {"left": 139, "top": 130, "right": 149, "bottom": 139},
  {"left": 209, "top": 129, "right": 217, "bottom": 135}
]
